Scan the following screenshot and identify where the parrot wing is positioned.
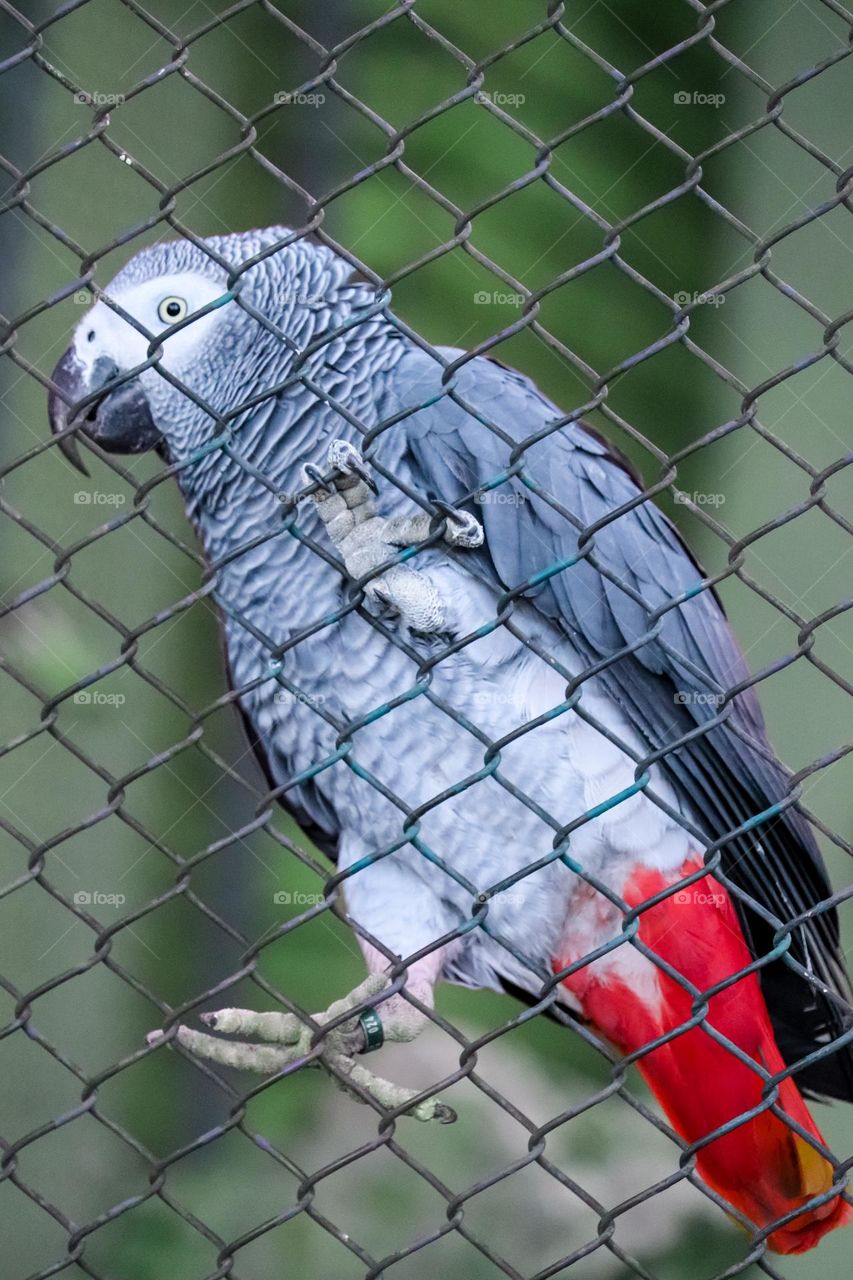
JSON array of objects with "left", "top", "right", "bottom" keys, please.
[{"left": 385, "top": 347, "right": 853, "bottom": 1100}]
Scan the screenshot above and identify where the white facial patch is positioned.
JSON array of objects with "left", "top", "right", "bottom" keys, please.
[{"left": 72, "top": 271, "right": 234, "bottom": 377}]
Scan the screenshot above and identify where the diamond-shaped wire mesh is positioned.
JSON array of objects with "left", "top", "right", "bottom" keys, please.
[{"left": 1, "top": 1, "right": 852, "bottom": 1277}]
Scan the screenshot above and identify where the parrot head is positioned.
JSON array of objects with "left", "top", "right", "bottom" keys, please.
[{"left": 48, "top": 227, "right": 357, "bottom": 473}]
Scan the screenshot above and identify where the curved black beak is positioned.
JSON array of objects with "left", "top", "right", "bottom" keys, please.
[{"left": 48, "top": 348, "right": 163, "bottom": 475}]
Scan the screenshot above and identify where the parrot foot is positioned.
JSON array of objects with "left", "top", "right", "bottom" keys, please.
[
  {"left": 304, "top": 439, "right": 482, "bottom": 634},
  {"left": 145, "top": 972, "right": 455, "bottom": 1124},
  {"left": 428, "top": 496, "right": 484, "bottom": 549},
  {"left": 326, "top": 438, "right": 378, "bottom": 493}
]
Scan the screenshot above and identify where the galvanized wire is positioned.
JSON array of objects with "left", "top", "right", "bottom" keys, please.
[{"left": 1, "top": 1, "right": 852, "bottom": 1278}]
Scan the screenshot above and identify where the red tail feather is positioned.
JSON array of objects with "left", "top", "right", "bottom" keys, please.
[{"left": 558, "top": 860, "right": 851, "bottom": 1254}]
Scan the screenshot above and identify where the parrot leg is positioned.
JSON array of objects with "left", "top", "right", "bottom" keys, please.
[
  {"left": 146, "top": 959, "right": 454, "bottom": 1123},
  {"left": 304, "top": 439, "right": 482, "bottom": 633}
]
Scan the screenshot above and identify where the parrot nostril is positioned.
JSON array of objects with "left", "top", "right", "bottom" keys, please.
[{"left": 87, "top": 330, "right": 95, "bottom": 342}]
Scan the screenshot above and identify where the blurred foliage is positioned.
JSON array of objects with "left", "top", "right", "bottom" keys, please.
[{"left": 1, "top": 2, "right": 851, "bottom": 1278}]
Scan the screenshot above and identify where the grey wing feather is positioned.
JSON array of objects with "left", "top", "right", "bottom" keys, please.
[{"left": 379, "top": 347, "right": 853, "bottom": 1098}]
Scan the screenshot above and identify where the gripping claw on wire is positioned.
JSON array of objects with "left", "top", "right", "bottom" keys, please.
[
  {"left": 328, "top": 439, "right": 379, "bottom": 494},
  {"left": 145, "top": 973, "right": 456, "bottom": 1123},
  {"left": 301, "top": 439, "right": 484, "bottom": 633},
  {"left": 303, "top": 462, "right": 335, "bottom": 494},
  {"left": 429, "top": 495, "right": 484, "bottom": 549}
]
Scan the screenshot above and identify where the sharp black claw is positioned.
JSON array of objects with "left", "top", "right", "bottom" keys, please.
[
  {"left": 57, "top": 429, "right": 90, "bottom": 476},
  {"left": 427, "top": 493, "right": 482, "bottom": 548},
  {"left": 430, "top": 496, "right": 476, "bottom": 529},
  {"left": 304, "top": 462, "right": 335, "bottom": 494},
  {"left": 435, "top": 1103, "right": 457, "bottom": 1124},
  {"left": 429, "top": 496, "right": 459, "bottom": 520},
  {"left": 344, "top": 457, "right": 378, "bottom": 495}
]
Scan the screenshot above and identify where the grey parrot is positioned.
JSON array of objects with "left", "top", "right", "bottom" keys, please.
[{"left": 48, "top": 227, "right": 852, "bottom": 1252}]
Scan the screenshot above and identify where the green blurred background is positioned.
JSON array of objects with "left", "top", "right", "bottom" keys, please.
[{"left": 1, "top": 2, "right": 851, "bottom": 1277}]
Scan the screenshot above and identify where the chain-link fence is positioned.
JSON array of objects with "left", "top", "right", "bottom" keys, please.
[{"left": 1, "top": 2, "right": 852, "bottom": 1278}]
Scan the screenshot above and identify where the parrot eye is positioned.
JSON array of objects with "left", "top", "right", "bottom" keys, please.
[{"left": 157, "top": 296, "right": 188, "bottom": 325}]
